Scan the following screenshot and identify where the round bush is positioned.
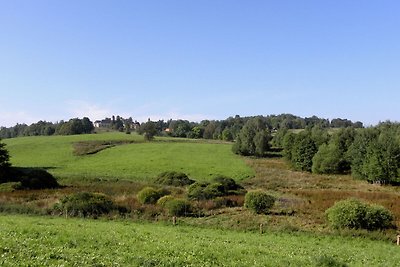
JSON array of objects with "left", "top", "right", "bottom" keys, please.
[
  {"left": 212, "top": 176, "right": 245, "bottom": 195},
  {"left": 156, "top": 195, "right": 175, "bottom": 207},
  {"left": 325, "top": 198, "right": 393, "bottom": 230},
  {"left": 154, "top": 171, "right": 195, "bottom": 187},
  {"left": 244, "top": 191, "right": 276, "bottom": 214},
  {"left": 57, "top": 192, "right": 115, "bottom": 217},
  {"left": 165, "top": 199, "right": 192, "bottom": 217},
  {"left": 137, "top": 187, "right": 167, "bottom": 204},
  {"left": 9, "top": 167, "right": 60, "bottom": 189}
]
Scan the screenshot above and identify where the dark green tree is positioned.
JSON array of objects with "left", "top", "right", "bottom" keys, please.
[
  {"left": 282, "top": 131, "right": 296, "bottom": 161},
  {"left": 0, "top": 140, "right": 11, "bottom": 180},
  {"left": 0, "top": 140, "right": 10, "bottom": 169},
  {"left": 140, "top": 119, "right": 157, "bottom": 141},
  {"left": 232, "top": 117, "right": 271, "bottom": 157},
  {"left": 312, "top": 128, "right": 355, "bottom": 174},
  {"left": 291, "top": 132, "right": 318, "bottom": 172}
]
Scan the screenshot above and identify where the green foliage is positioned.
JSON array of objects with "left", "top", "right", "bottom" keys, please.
[
  {"left": 233, "top": 117, "right": 271, "bottom": 157},
  {"left": 325, "top": 199, "right": 393, "bottom": 230},
  {"left": 188, "top": 176, "right": 245, "bottom": 200},
  {"left": 291, "top": 132, "right": 318, "bottom": 172},
  {"left": 0, "top": 140, "right": 11, "bottom": 180},
  {"left": 312, "top": 143, "right": 342, "bottom": 174},
  {"left": 165, "top": 198, "right": 192, "bottom": 216},
  {"left": 221, "top": 128, "right": 234, "bottom": 141},
  {"left": 56, "top": 192, "right": 115, "bottom": 217},
  {"left": 156, "top": 195, "right": 176, "bottom": 207},
  {"left": 348, "top": 127, "right": 400, "bottom": 182},
  {"left": 282, "top": 132, "right": 296, "bottom": 161},
  {"left": 188, "top": 182, "right": 222, "bottom": 200},
  {"left": 0, "top": 140, "right": 10, "bottom": 169},
  {"left": 3, "top": 167, "right": 59, "bottom": 189},
  {"left": 244, "top": 191, "right": 275, "bottom": 214},
  {"left": 55, "top": 117, "right": 94, "bottom": 135},
  {"left": 154, "top": 171, "right": 195, "bottom": 187},
  {"left": 137, "top": 187, "right": 168, "bottom": 204},
  {"left": 139, "top": 119, "right": 157, "bottom": 141}
]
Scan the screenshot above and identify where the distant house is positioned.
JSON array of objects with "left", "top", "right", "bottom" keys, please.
[
  {"left": 122, "top": 120, "right": 141, "bottom": 130},
  {"left": 93, "top": 118, "right": 113, "bottom": 128}
]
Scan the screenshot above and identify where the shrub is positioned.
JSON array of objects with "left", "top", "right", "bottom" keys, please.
[
  {"left": 188, "top": 177, "right": 246, "bottom": 200},
  {"left": 165, "top": 199, "right": 192, "bottom": 217},
  {"left": 325, "top": 198, "right": 393, "bottom": 230},
  {"left": 154, "top": 171, "right": 195, "bottom": 187},
  {"left": 11, "top": 168, "right": 59, "bottom": 190},
  {"left": 156, "top": 195, "right": 175, "bottom": 207},
  {"left": 137, "top": 187, "right": 168, "bottom": 204},
  {"left": 212, "top": 176, "right": 246, "bottom": 195},
  {"left": 56, "top": 192, "right": 115, "bottom": 217},
  {"left": 188, "top": 182, "right": 222, "bottom": 200},
  {"left": 244, "top": 191, "right": 276, "bottom": 214},
  {"left": 364, "top": 205, "right": 394, "bottom": 230}
]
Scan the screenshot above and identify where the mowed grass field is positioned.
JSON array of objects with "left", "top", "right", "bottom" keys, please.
[
  {"left": 3, "top": 133, "right": 254, "bottom": 182},
  {"left": 1, "top": 214, "right": 400, "bottom": 267}
]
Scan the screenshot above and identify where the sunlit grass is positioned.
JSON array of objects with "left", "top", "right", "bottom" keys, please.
[{"left": 1, "top": 214, "right": 399, "bottom": 266}]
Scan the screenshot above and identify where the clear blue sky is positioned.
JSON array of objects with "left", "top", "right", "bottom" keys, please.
[{"left": 1, "top": 0, "right": 399, "bottom": 127}]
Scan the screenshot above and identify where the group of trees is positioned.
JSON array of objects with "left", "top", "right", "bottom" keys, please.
[
  {"left": 1, "top": 113, "right": 363, "bottom": 141},
  {"left": 281, "top": 122, "right": 400, "bottom": 183},
  {"left": 141, "top": 114, "right": 363, "bottom": 142},
  {"left": 0, "top": 117, "right": 94, "bottom": 138}
]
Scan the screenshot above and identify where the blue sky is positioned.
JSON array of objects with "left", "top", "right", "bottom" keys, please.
[{"left": 1, "top": 0, "right": 399, "bottom": 127}]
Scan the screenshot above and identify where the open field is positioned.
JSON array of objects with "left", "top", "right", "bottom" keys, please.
[
  {"left": 3, "top": 133, "right": 254, "bottom": 182},
  {"left": 1, "top": 214, "right": 400, "bottom": 266}
]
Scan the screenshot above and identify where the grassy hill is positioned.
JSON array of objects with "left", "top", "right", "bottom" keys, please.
[
  {"left": 3, "top": 132, "right": 254, "bottom": 182},
  {"left": 1, "top": 214, "right": 399, "bottom": 266}
]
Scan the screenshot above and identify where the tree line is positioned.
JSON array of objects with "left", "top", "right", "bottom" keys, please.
[
  {"left": 231, "top": 118, "right": 400, "bottom": 183},
  {"left": 279, "top": 122, "right": 400, "bottom": 183},
  {"left": 141, "top": 114, "right": 363, "bottom": 142},
  {"left": 0, "top": 117, "right": 94, "bottom": 138},
  {"left": 1, "top": 113, "right": 363, "bottom": 140}
]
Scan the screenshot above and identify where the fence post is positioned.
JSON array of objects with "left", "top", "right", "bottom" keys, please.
[
  {"left": 172, "top": 216, "right": 177, "bottom": 225},
  {"left": 259, "top": 223, "right": 263, "bottom": 234},
  {"left": 397, "top": 235, "right": 400, "bottom": 246}
]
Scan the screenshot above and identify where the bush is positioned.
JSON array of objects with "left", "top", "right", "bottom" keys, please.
[
  {"left": 326, "top": 198, "right": 393, "bottom": 230},
  {"left": 188, "top": 177, "right": 246, "bottom": 200},
  {"left": 165, "top": 199, "right": 192, "bottom": 217},
  {"left": 137, "top": 187, "right": 168, "bottom": 204},
  {"left": 11, "top": 168, "right": 59, "bottom": 190},
  {"left": 156, "top": 195, "right": 175, "bottom": 207},
  {"left": 56, "top": 192, "right": 115, "bottom": 217},
  {"left": 188, "top": 182, "right": 221, "bottom": 200},
  {"left": 212, "top": 176, "right": 245, "bottom": 195},
  {"left": 154, "top": 171, "right": 195, "bottom": 187},
  {"left": 244, "top": 191, "right": 275, "bottom": 214}
]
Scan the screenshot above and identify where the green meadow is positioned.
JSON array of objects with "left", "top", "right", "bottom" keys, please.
[
  {"left": 1, "top": 214, "right": 399, "bottom": 267},
  {"left": 3, "top": 133, "right": 254, "bottom": 182}
]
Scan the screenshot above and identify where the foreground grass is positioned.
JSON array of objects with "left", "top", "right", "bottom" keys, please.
[
  {"left": 4, "top": 133, "right": 254, "bottom": 182},
  {"left": 1, "top": 214, "right": 399, "bottom": 266}
]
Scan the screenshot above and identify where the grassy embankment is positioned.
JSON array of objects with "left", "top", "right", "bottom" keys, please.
[
  {"left": 1, "top": 214, "right": 400, "bottom": 267},
  {"left": 3, "top": 132, "right": 254, "bottom": 183}
]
